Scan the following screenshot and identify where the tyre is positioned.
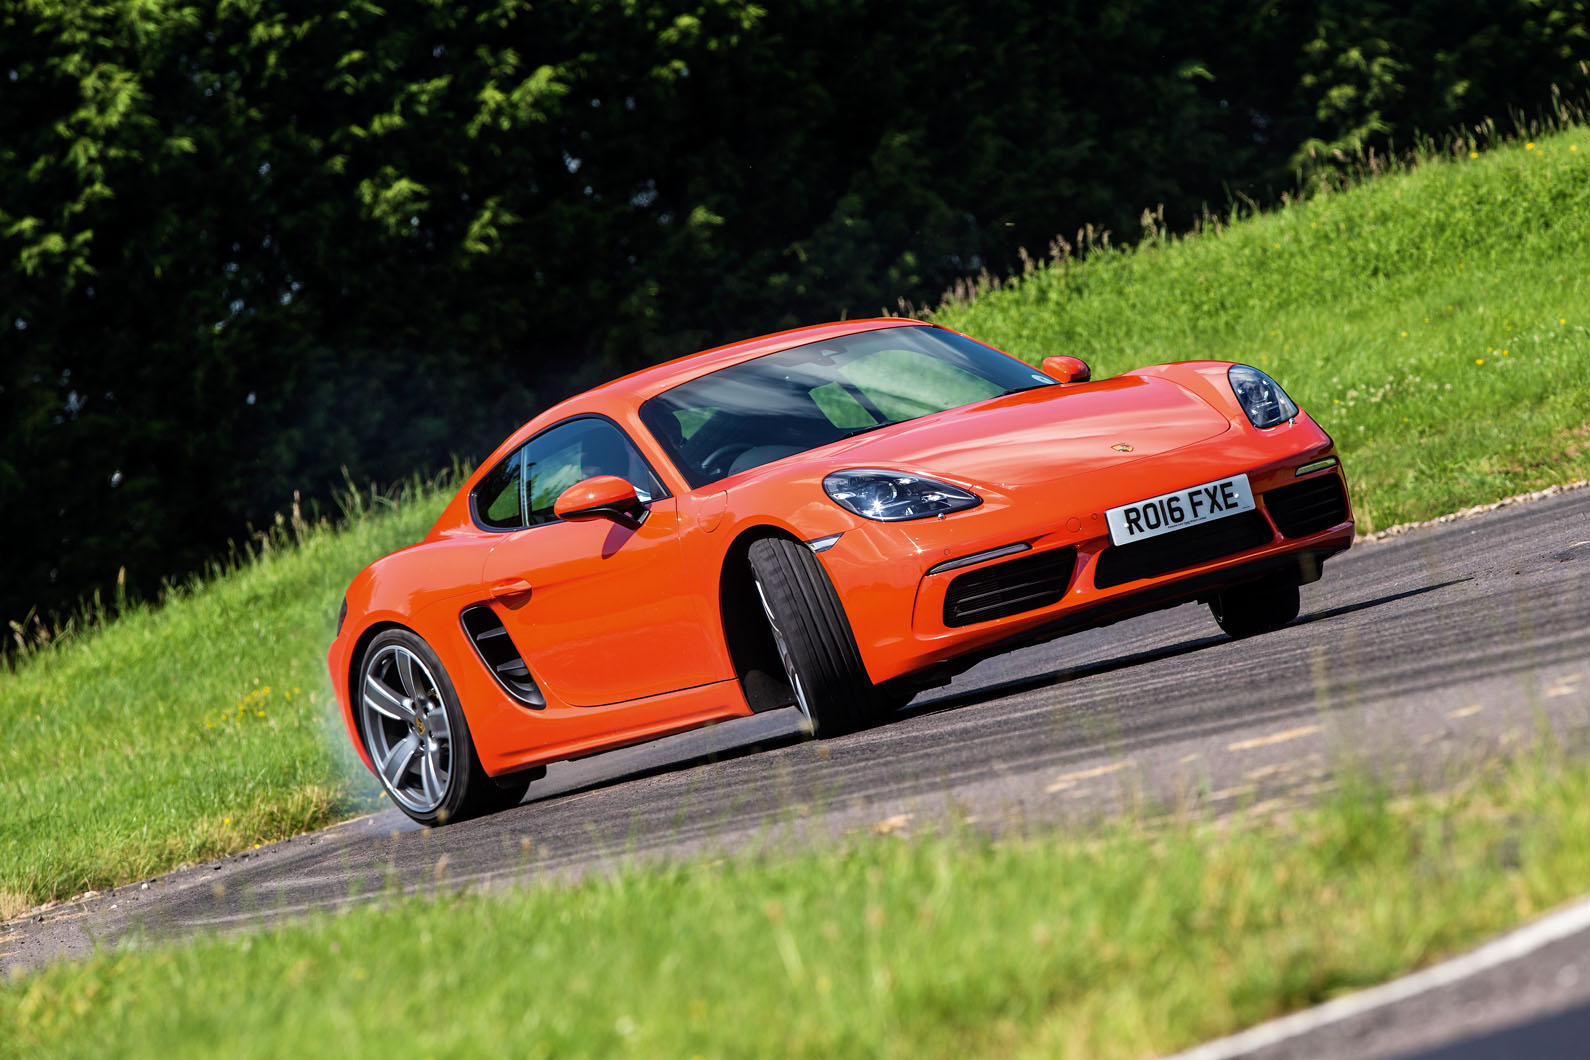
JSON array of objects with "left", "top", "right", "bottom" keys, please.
[
  {"left": 1209, "top": 577, "right": 1300, "bottom": 638},
  {"left": 746, "top": 536, "right": 881, "bottom": 736},
  {"left": 357, "top": 628, "right": 532, "bottom": 825}
]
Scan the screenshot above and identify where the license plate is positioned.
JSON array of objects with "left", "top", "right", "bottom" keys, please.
[{"left": 1105, "top": 474, "right": 1255, "bottom": 546}]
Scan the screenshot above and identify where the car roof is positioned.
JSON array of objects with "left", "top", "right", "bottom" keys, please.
[
  {"left": 579, "top": 317, "right": 930, "bottom": 404},
  {"left": 429, "top": 318, "right": 939, "bottom": 539}
]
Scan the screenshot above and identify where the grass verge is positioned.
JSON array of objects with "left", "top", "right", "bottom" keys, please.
[
  {"left": 0, "top": 482, "right": 448, "bottom": 907},
  {"left": 934, "top": 126, "right": 1590, "bottom": 531},
  {"left": 5, "top": 750, "right": 1589, "bottom": 1058}
]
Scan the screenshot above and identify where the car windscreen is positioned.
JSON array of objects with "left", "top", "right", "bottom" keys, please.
[{"left": 638, "top": 326, "right": 1056, "bottom": 489}]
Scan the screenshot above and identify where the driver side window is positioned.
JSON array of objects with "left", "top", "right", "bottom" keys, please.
[{"left": 472, "top": 418, "right": 664, "bottom": 531}]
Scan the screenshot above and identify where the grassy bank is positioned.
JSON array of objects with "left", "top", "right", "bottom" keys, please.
[
  {"left": 0, "top": 484, "right": 447, "bottom": 918},
  {"left": 935, "top": 127, "right": 1590, "bottom": 531},
  {"left": 3, "top": 127, "right": 1590, "bottom": 915},
  {"left": 6, "top": 752, "right": 1590, "bottom": 1058}
]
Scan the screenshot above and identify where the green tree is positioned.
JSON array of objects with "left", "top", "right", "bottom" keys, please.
[{"left": 3, "top": 0, "right": 1586, "bottom": 637}]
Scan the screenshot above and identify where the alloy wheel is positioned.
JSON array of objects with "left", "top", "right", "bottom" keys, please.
[
  {"left": 360, "top": 644, "right": 455, "bottom": 814},
  {"left": 755, "top": 578, "right": 814, "bottom": 727}
]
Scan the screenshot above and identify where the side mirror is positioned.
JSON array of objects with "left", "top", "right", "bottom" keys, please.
[
  {"left": 553, "top": 475, "right": 646, "bottom": 527},
  {"left": 1040, "top": 356, "right": 1091, "bottom": 384}
]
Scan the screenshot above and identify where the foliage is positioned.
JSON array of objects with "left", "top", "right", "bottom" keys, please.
[{"left": 3, "top": 0, "right": 1589, "bottom": 633}]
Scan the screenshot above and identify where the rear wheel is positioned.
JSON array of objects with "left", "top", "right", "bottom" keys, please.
[
  {"left": 747, "top": 537, "right": 881, "bottom": 736},
  {"left": 358, "top": 629, "right": 532, "bottom": 825},
  {"left": 1209, "top": 577, "right": 1300, "bottom": 638}
]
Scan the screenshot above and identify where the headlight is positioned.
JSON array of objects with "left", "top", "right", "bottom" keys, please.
[
  {"left": 822, "top": 469, "right": 981, "bottom": 521},
  {"left": 1228, "top": 365, "right": 1299, "bottom": 429}
]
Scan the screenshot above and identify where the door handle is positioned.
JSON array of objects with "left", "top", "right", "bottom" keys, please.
[{"left": 488, "top": 578, "right": 533, "bottom": 600}]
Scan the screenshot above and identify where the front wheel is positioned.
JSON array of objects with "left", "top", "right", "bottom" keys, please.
[
  {"left": 747, "top": 537, "right": 882, "bottom": 736},
  {"left": 1209, "top": 578, "right": 1300, "bottom": 638},
  {"left": 358, "top": 628, "right": 532, "bottom": 825}
]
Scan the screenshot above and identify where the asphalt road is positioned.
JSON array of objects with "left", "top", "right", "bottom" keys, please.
[{"left": 5, "top": 485, "right": 1589, "bottom": 1056}]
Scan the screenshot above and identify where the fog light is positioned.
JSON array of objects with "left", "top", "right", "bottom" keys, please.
[{"left": 1295, "top": 457, "right": 1339, "bottom": 476}]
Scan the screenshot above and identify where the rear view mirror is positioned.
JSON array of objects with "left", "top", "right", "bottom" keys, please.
[
  {"left": 1040, "top": 356, "right": 1091, "bottom": 384},
  {"left": 553, "top": 475, "right": 647, "bottom": 527}
]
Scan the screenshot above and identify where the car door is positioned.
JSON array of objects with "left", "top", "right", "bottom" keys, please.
[{"left": 475, "top": 415, "right": 721, "bottom": 707}]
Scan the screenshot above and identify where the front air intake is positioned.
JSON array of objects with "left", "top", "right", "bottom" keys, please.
[
  {"left": 460, "top": 605, "right": 546, "bottom": 708},
  {"left": 1264, "top": 476, "right": 1349, "bottom": 538},
  {"left": 942, "top": 548, "right": 1077, "bottom": 627},
  {"left": 1093, "top": 511, "right": 1272, "bottom": 589}
]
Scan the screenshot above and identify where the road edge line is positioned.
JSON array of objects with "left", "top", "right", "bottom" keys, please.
[
  {"left": 1160, "top": 895, "right": 1590, "bottom": 1060},
  {"left": 1356, "top": 478, "right": 1590, "bottom": 544}
]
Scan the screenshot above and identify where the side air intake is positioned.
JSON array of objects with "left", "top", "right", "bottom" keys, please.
[{"left": 460, "top": 605, "right": 546, "bottom": 708}]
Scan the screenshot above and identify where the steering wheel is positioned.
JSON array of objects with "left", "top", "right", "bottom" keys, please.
[{"left": 701, "top": 442, "right": 753, "bottom": 478}]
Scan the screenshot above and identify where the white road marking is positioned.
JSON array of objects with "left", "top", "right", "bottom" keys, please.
[
  {"left": 1244, "top": 762, "right": 1297, "bottom": 782},
  {"left": 1045, "top": 760, "right": 1134, "bottom": 793},
  {"left": 1227, "top": 725, "right": 1321, "bottom": 752},
  {"left": 871, "top": 813, "right": 911, "bottom": 835},
  {"left": 1159, "top": 896, "right": 1590, "bottom": 1060},
  {"left": 1546, "top": 674, "right": 1583, "bottom": 699}
]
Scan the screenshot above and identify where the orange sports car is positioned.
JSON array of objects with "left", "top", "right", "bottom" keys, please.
[{"left": 328, "top": 319, "right": 1353, "bottom": 824}]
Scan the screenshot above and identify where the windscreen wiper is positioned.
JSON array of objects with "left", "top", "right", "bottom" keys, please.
[{"left": 836, "top": 420, "right": 899, "bottom": 440}]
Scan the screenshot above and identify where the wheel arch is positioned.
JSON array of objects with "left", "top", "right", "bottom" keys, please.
[
  {"left": 718, "top": 524, "right": 804, "bottom": 713},
  {"left": 345, "top": 620, "right": 415, "bottom": 741}
]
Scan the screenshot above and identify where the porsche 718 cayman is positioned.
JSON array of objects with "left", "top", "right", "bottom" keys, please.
[{"left": 328, "top": 320, "right": 1353, "bottom": 824}]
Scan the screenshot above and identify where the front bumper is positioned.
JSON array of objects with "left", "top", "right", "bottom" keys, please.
[{"left": 819, "top": 444, "right": 1354, "bottom": 687}]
